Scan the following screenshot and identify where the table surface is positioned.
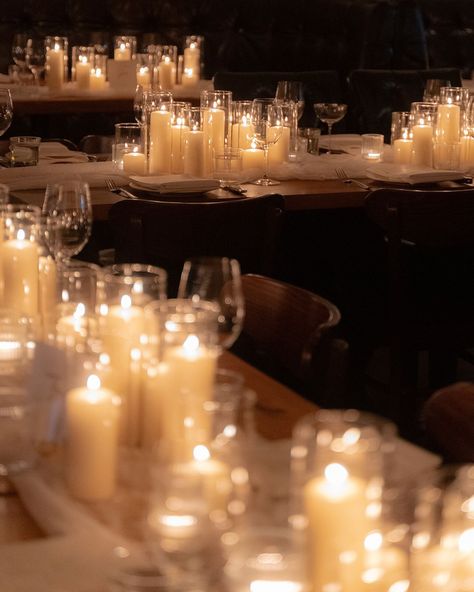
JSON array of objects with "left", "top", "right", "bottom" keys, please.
[{"left": 0, "top": 351, "right": 315, "bottom": 546}]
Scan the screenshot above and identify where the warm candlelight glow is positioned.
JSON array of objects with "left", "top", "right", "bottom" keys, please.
[{"left": 193, "top": 444, "right": 211, "bottom": 462}]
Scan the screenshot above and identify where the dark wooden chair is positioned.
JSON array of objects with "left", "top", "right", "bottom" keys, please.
[
  {"left": 108, "top": 195, "right": 285, "bottom": 297},
  {"left": 232, "top": 274, "right": 347, "bottom": 406},
  {"left": 78, "top": 135, "right": 113, "bottom": 158},
  {"left": 364, "top": 187, "right": 474, "bottom": 431}
]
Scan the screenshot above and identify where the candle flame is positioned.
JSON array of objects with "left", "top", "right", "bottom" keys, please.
[
  {"left": 139, "top": 66, "right": 147, "bottom": 75},
  {"left": 87, "top": 374, "right": 101, "bottom": 390},
  {"left": 79, "top": 56, "right": 87, "bottom": 64},
  {"left": 93, "top": 68, "right": 102, "bottom": 77},
  {"left": 159, "top": 514, "right": 197, "bottom": 528},
  {"left": 324, "top": 463, "right": 348, "bottom": 485},
  {"left": 73, "top": 303, "right": 86, "bottom": 319},
  {"left": 388, "top": 581, "right": 410, "bottom": 592},
  {"left": 459, "top": 527, "right": 474, "bottom": 553},
  {"left": 17, "top": 229, "right": 26, "bottom": 241},
  {"left": 251, "top": 138, "right": 258, "bottom": 150},
  {"left": 242, "top": 115, "right": 248, "bottom": 125},
  {"left": 54, "top": 43, "right": 60, "bottom": 52},
  {"left": 120, "top": 43, "right": 126, "bottom": 51},
  {"left": 183, "top": 334, "right": 199, "bottom": 352},
  {"left": 163, "top": 56, "right": 170, "bottom": 64},
  {"left": 120, "top": 294, "right": 132, "bottom": 309},
  {"left": 184, "top": 67, "right": 193, "bottom": 77},
  {"left": 190, "top": 42, "right": 196, "bottom": 49},
  {"left": 99, "top": 353, "right": 110, "bottom": 366},
  {"left": 364, "top": 531, "right": 383, "bottom": 551},
  {"left": 193, "top": 444, "right": 210, "bottom": 462},
  {"left": 131, "top": 347, "right": 141, "bottom": 362}
]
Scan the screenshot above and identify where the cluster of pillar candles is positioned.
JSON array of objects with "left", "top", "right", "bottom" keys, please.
[
  {"left": 119, "top": 91, "right": 293, "bottom": 177},
  {"left": 43, "top": 34, "right": 202, "bottom": 92},
  {"left": 391, "top": 86, "right": 474, "bottom": 169},
  {"left": 1, "top": 204, "right": 473, "bottom": 590}
]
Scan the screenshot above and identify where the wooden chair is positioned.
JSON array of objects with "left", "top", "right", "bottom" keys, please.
[
  {"left": 108, "top": 195, "right": 285, "bottom": 297},
  {"left": 232, "top": 274, "right": 347, "bottom": 406},
  {"left": 364, "top": 187, "right": 474, "bottom": 431}
]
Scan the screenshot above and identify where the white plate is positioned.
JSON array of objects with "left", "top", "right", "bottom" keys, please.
[{"left": 129, "top": 181, "right": 217, "bottom": 195}]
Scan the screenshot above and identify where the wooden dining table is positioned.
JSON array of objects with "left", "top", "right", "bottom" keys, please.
[{"left": 0, "top": 351, "right": 315, "bottom": 546}]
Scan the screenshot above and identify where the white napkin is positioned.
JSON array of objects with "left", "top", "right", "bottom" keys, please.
[
  {"left": 130, "top": 174, "right": 220, "bottom": 193},
  {"left": 366, "top": 162, "right": 465, "bottom": 184},
  {"left": 39, "top": 142, "right": 89, "bottom": 164},
  {"left": 0, "top": 161, "right": 128, "bottom": 191},
  {"left": 318, "top": 133, "right": 363, "bottom": 156}
]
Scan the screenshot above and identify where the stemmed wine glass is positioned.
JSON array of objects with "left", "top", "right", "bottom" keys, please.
[
  {"left": 42, "top": 181, "right": 92, "bottom": 264},
  {"left": 249, "top": 98, "right": 284, "bottom": 186},
  {"left": 25, "top": 38, "right": 46, "bottom": 85},
  {"left": 276, "top": 80, "right": 305, "bottom": 121},
  {"left": 313, "top": 103, "right": 347, "bottom": 154},
  {"left": 178, "top": 256, "right": 245, "bottom": 350},
  {"left": 0, "top": 89, "right": 13, "bottom": 138},
  {"left": 11, "top": 34, "right": 29, "bottom": 72}
]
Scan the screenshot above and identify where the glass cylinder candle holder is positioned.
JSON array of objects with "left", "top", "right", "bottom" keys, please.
[
  {"left": 184, "top": 35, "right": 204, "bottom": 79},
  {"left": 435, "top": 87, "right": 467, "bottom": 146},
  {"left": 170, "top": 102, "right": 191, "bottom": 174},
  {"left": 391, "top": 112, "right": 413, "bottom": 165},
  {"left": 44, "top": 36, "right": 68, "bottom": 91},
  {"left": 272, "top": 100, "right": 296, "bottom": 161},
  {"left": 154, "top": 45, "right": 178, "bottom": 91},
  {"left": 361, "top": 133, "right": 384, "bottom": 161},
  {"left": 411, "top": 465, "right": 474, "bottom": 592},
  {"left": 71, "top": 45, "right": 94, "bottom": 89},
  {"left": 135, "top": 53, "right": 153, "bottom": 89},
  {"left": 183, "top": 107, "right": 205, "bottom": 177},
  {"left": 145, "top": 93, "right": 173, "bottom": 175},
  {"left": 114, "top": 35, "right": 136, "bottom": 61},
  {"left": 231, "top": 101, "right": 254, "bottom": 149},
  {"left": 410, "top": 102, "right": 437, "bottom": 167},
  {"left": 113, "top": 122, "right": 145, "bottom": 170},
  {"left": 290, "top": 409, "right": 398, "bottom": 592},
  {"left": 201, "top": 90, "right": 233, "bottom": 174}
]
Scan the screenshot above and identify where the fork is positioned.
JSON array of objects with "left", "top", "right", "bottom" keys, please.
[
  {"left": 105, "top": 177, "right": 138, "bottom": 199},
  {"left": 335, "top": 168, "right": 370, "bottom": 190}
]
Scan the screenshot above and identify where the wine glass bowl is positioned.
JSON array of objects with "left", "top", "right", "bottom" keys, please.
[
  {"left": 0, "top": 90, "right": 13, "bottom": 138},
  {"left": 276, "top": 80, "right": 305, "bottom": 121},
  {"left": 11, "top": 34, "right": 29, "bottom": 71},
  {"left": 250, "top": 98, "right": 284, "bottom": 186},
  {"left": 25, "top": 38, "right": 46, "bottom": 84},
  {"left": 313, "top": 102, "right": 347, "bottom": 154}
]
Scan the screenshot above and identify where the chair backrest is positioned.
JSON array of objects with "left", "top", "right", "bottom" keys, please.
[
  {"left": 235, "top": 274, "right": 346, "bottom": 404},
  {"left": 349, "top": 68, "right": 462, "bottom": 139},
  {"left": 213, "top": 70, "right": 344, "bottom": 127},
  {"left": 108, "top": 195, "right": 285, "bottom": 297},
  {"left": 78, "top": 134, "right": 113, "bottom": 155}
]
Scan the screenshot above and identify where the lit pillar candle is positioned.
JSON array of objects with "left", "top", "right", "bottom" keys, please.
[
  {"left": 184, "top": 128, "right": 205, "bottom": 177},
  {"left": 191, "top": 445, "right": 232, "bottom": 513},
  {"left": 268, "top": 125, "right": 290, "bottom": 164},
  {"left": 89, "top": 68, "right": 106, "bottom": 91},
  {"left": 136, "top": 66, "right": 151, "bottom": 88},
  {"left": 56, "top": 303, "right": 95, "bottom": 350},
  {"left": 47, "top": 44, "right": 64, "bottom": 91},
  {"left": 38, "top": 255, "right": 57, "bottom": 336},
  {"left": 159, "top": 57, "right": 174, "bottom": 90},
  {"left": 142, "top": 361, "right": 167, "bottom": 449},
  {"left": 203, "top": 106, "right": 226, "bottom": 174},
  {"left": 171, "top": 118, "right": 190, "bottom": 173},
  {"left": 183, "top": 44, "right": 200, "bottom": 75},
  {"left": 182, "top": 67, "right": 198, "bottom": 87},
  {"left": 75, "top": 56, "right": 91, "bottom": 90},
  {"left": 123, "top": 150, "right": 147, "bottom": 175},
  {"left": 393, "top": 138, "right": 413, "bottom": 164},
  {"left": 304, "top": 462, "right": 371, "bottom": 592},
  {"left": 242, "top": 143, "right": 265, "bottom": 170},
  {"left": 149, "top": 108, "right": 172, "bottom": 174},
  {"left": 0, "top": 229, "right": 39, "bottom": 316},
  {"left": 114, "top": 43, "right": 131, "bottom": 61},
  {"left": 437, "top": 102, "right": 461, "bottom": 143},
  {"left": 66, "top": 374, "right": 120, "bottom": 500},
  {"left": 231, "top": 116, "right": 255, "bottom": 149},
  {"left": 460, "top": 134, "right": 474, "bottom": 167},
  {"left": 411, "top": 122, "right": 433, "bottom": 167}
]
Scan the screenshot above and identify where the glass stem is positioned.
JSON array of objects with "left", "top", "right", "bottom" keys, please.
[
  {"left": 263, "top": 144, "right": 269, "bottom": 180},
  {"left": 327, "top": 123, "right": 333, "bottom": 154}
]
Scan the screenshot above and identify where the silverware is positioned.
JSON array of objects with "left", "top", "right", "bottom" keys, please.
[
  {"left": 220, "top": 184, "right": 247, "bottom": 195},
  {"left": 105, "top": 177, "right": 138, "bottom": 199},
  {"left": 335, "top": 168, "right": 370, "bottom": 190}
]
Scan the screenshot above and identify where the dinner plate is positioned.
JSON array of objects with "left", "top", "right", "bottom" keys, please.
[
  {"left": 129, "top": 181, "right": 213, "bottom": 195},
  {"left": 366, "top": 163, "right": 465, "bottom": 185}
]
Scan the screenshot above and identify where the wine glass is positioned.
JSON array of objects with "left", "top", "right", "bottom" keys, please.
[
  {"left": 178, "top": 256, "right": 245, "bottom": 350},
  {"left": 0, "top": 89, "right": 13, "bottom": 138},
  {"left": 423, "top": 79, "right": 451, "bottom": 103},
  {"left": 133, "top": 84, "right": 145, "bottom": 124},
  {"left": 25, "top": 37, "right": 46, "bottom": 85},
  {"left": 313, "top": 103, "right": 347, "bottom": 154},
  {"left": 11, "top": 34, "right": 29, "bottom": 71},
  {"left": 42, "top": 181, "right": 92, "bottom": 264},
  {"left": 276, "top": 80, "right": 304, "bottom": 121},
  {"left": 249, "top": 98, "right": 284, "bottom": 186}
]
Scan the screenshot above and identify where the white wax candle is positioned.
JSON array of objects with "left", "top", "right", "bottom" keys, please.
[
  {"left": 304, "top": 463, "right": 371, "bottom": 592},
  {"left": 184, "top": 129, "right": 205, "bottom": 177},
  {"left": 393, "top": 139, "right": 413, "bottom": 164},
  {"left": 231, "top": 120, "right": 255, "bottom": 149},
  {"left": 142, "top": 362, "right": 167, "bottom": 449},
  {"left": 183, "top": 45, "right": 200, "bottom": 73},
  {"left": 171, "top": 123, "right": 190, "bottom": 173},
  {"left": 182, "top": 68, "right": 198, "bottom": 87},
  {"left": 66, "top": 374, "right": 120, "bottom": 500},
  {"left": 460, "top": 135, "right": 474, "bottom": 167},
  {"left": 90, "top": 68, "right": 106, "bottom": 91},
  {"left": 203, "top": 107, "right": 226, "bottom": 174},
  {"left": 192, "top": 454, "right": 231, "bottom": 513},
  {"left": 159, "top": 57, "right": 174, "bottom": 90},
  {"left": 123, "top": 151, "right": 147, "bottom": 175},
  {"left": 149, "top": 109, "right": 172, "bottom": 174},
  {"left": 437, "top": 103, "right": 461, "bottom": 143},
  {"left": 56, "top": 304, "right": 96, "bottom": 349},
  {"left": 38, "top": 255, "right": 57, "bottom": 336},
  {"left": 242, "top": 146, "right": 265, "bottom": 170},
  {"left": 75, "top": 58, "right": 91, "bottom": 90},
  {"left": 411, "top": 124, "right": 433, "bottom": 167},
  {"left": 0, "top": 230, "right": 39, "bottom": 316},
  {"left": 114, "top": 43, "right": 131, "bottom": 61},
  {"left": 47, "top": 45, "right": 64, "bottom": 90},
  {"left": 268, "top": 125, "right": 290, "bottom": 164},
  {"left": 136, "top": 66, "right": 151, "bottom": 88}
]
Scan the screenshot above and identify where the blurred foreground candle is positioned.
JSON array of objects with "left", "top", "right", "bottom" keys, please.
[
  {"left": 89, "top": 68, "right": 106, "bottom": 91},
  {"left": 123, "top": 149, "right": 146, "bottom": 175},
  {"left": 66, "top": 374, "right": 120, "bottom": 500},
  {"left": 149, "top": 106, "right": 172, "bottom": 174}
]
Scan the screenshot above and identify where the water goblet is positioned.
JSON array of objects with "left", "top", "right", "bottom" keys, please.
[
  {"left": 0, "top": 89, "right": 13, "bottom": 138},
  {"left": 313, "top": 102, "right": 348, "bottom": 154},
  {"left": 275, "top": 80, "right": 305, "bottom": 121},
  {"left": 249, "top": 98, "right": 284, "bottom": 186}
]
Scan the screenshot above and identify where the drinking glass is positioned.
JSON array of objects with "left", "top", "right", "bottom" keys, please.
[
  {"left": 11, "top": 33, "right": 29, "bottom": 71},
  {"left": 43, "top": 181, "right": 92, "bottom": 263},
  {"left": 275, "top": 80, "right": 304, "bottom": 121},
  {"left": 178, "top": 257, "right": 245, "bottom": 350},
  {"left": 423, "top": 79, "right": 451, "bottom": 102},
  {"left": 249, "top": 98, "right": 284, "bottom": 186},
  {"left": 313, "top": 102, "right": 348, "bottom": 154},
  {"left": 26, "top": 37, "right": 46, "bottom": 85},
  {"left": 0, "top": 89, "right": 13, "bottom": 138}
]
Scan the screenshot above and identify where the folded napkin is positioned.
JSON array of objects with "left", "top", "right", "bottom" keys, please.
[
  {"left": 319, "top": 133, "right": 363, "bottom": 156},
  {"left": 366, "top": 162, "right": 465, "bottom": 184},
  {"left": 39, "top": 142, "right": 89, "bottom": 164},
  {"left": 0, "top": 161, "right": 128, "bottom": 191},
  {"left": 130, "top": 174, "right": 220, "bottom": 193}
]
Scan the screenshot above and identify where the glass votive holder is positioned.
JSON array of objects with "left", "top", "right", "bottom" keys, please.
[
  {"left": 114, "top": 35, "right": 136, "bottom": 61},
  {"left": 439, "top": 86, "right": 470, "bottom": 108},
  {"left": 361, "top": 133, "right": 384, "bottom": 161},
  {"left": 433, "top": 141, "right": 461, "bottom": 170},
  {"left": 298, "top": 127, "right": 321, "bottom": 155},
  {"left": 135, "top": 53, "right": 153, "bottom": 89},
  {"left": 184, "top": 107, "right": 205, "bottom": 177},
  {"left": 411, "top": 102, "right": 437, "bottom": 167},
  {"left": 156, "top": 45, "right": 178, "bottom": 91},
  {"left": 71, "top": 45, "right": 94, "bottom": 89},
  {"left": 170, "top": 102, "right": 191, "bottom": 174},
  {"left": 214, "top": 148, "right": 243, "bottom": 184},
  {"left": 0, "top": 311, "right": 29, "bottom": 380},
  {"left": 231, "top": 101, "right": 254, "bottom": 149},
  {"left": 184, "top": 35, "right": 203, "bottom": 78},
  {"left": 390, "top": 111, "right": 412, "bottom": 144},
  {"left": 9, "top": 136, "right": 41, "bottom": 167},
  {"left": 44, "top": 36, "right": 68, "bottom": 90},
  {"left": 58, "top": 260, "right": 102, "bottom": 312},
  {"left": 201, "top": 90, "right": 233, "bottom": 174},
  {"left": 113, "top": 123, "right": 145, "bottom": 170}
]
